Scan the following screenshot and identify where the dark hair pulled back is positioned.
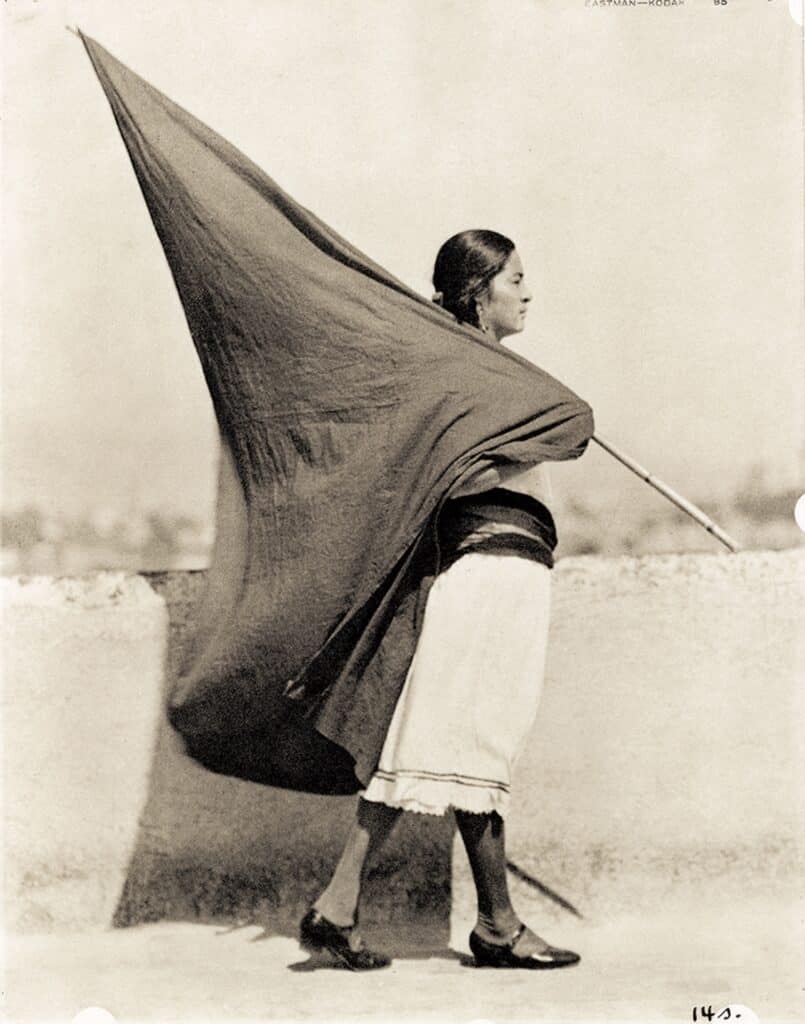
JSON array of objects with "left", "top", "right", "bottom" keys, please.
[{"left": 432, "top": 229, "right": 515, "bottom": 328}]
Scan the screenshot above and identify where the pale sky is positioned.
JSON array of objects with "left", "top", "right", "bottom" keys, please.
[{"left": 3, "top": 0, "right": 803, "bottom": 520}]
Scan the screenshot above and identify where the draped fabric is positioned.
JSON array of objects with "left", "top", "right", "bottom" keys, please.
[{"left": 81, "top": 33, "right": 594, "bottom": 794}]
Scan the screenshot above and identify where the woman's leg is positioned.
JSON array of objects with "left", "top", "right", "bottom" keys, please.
[
  {"left": 454, "top": 809, "right": 520, "bottom": 941},
  {"left": 455, "top": 808, "right": 579, "bottom": 964},
  {"left": 313, "top": 797, "right": 402, "bottom": 926}
]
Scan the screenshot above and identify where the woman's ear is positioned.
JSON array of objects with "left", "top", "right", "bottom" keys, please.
[{"left": 474, "top": 292, "right": 490, "bottom": 333}]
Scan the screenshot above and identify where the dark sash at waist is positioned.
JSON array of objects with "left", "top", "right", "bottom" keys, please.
[{"left": 437, "top": 487, "right": 558, "bottom": 571}]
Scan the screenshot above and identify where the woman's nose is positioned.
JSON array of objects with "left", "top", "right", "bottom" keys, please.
[{"left": 522, "top": 287, "right": 532, "bottom": 303}]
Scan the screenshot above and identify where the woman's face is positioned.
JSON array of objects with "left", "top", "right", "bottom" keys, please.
[{"left": 476, "top": 250, "right": 532, "bottom": 342}]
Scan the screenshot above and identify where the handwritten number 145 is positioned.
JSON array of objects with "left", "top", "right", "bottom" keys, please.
[{"left": 692, "top": 1009, "right": 742, "bottom": 1022}]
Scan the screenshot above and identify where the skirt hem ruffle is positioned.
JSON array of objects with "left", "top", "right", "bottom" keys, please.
[{"left": 361, "top": 773, "right": 511, "bottom": 819}]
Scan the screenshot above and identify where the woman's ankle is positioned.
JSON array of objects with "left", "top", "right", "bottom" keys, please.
[
  {"left": 312, "top": 895, "right": 357, "bottom": 929},
  {"left": 474, "top": 908, "right": 521, "bottom": 942}
]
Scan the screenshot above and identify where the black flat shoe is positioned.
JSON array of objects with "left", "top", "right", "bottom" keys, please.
[
  {"left": 469, "top": 923, "right": 580, "bottom": 969},
  {"left": 299, "top": 908, "right": 391, "bottom": 971}
]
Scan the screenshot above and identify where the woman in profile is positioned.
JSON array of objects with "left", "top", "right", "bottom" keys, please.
[{"left": 300, "top": 230, "right": 582, "bottom": 972}]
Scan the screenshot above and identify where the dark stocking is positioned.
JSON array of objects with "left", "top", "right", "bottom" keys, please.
[{"left": 454, "top": 809, "right": 520, "bottom": 943}]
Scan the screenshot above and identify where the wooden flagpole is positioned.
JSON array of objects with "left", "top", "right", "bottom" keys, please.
[{"left": 592, "top": 434, "right": 741, "bottom": 553}]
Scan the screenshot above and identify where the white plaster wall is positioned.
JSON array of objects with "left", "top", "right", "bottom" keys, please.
[
  {"left": 3, "top": 550, "right": 802, "bottom": 936},
  {"left": 2, "top": 574, "right": 167, "bottom": 931},
  {"left": 522, "top": 549, "right": 804, "bottom": 850}
]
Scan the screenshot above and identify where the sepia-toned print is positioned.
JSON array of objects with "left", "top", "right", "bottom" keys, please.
[{"left": 3, "top": 2, "right": 803, "bottom": 1021}]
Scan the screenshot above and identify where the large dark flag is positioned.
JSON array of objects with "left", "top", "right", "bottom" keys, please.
[{"left": 81, "top": 33, "right": 594, "bottom": 794}]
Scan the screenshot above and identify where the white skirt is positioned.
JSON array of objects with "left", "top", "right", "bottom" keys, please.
[{"left": 362, "top": 552, "right": 551, "bottom": 818}]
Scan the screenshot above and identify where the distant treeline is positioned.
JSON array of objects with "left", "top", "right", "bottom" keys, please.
[{"left": 1, "top": 480, "right": 802, "bottom": 575}]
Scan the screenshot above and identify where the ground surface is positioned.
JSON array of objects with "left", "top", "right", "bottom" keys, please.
[{"left": 4, "top": 897, "right": 802, "bottom": 1023}]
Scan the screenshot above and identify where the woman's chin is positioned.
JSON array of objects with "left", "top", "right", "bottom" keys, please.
[{"left": 494, "top": 319, "right": 527, "bottom": 342}]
